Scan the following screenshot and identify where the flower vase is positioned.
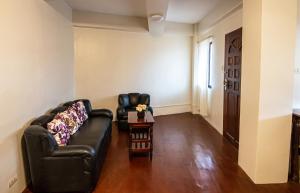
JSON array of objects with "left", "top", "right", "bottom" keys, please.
[{"left": 137, "top": 111, "right": 145, "bottom": 119}]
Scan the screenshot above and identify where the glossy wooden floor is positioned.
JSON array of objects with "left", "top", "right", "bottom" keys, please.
[{"left": 92, "top": 113, "right": 300, "bottom": 193}]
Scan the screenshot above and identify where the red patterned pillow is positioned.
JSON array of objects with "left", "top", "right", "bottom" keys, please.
[
  {"left": 47, "top": 118, "right": 70, "bottom": 146},
  {"left": 71, "top": 101, "right": 88, "bottom": 124}
]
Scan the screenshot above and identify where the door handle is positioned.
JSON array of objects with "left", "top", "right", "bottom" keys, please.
[{"left": 224, "top": 79, "right": 228, "bottom": 91}]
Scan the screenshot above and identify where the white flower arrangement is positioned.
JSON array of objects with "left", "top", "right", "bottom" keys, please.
[{"left": 136, "top": 104, "right": 147, "bottom": 112}]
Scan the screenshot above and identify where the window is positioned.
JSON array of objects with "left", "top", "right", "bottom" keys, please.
[
  {"left": 208, "top": 41, "right": 213, "bottom": 89},
  {"left": 193, "top": 37, "right": 213, "bottom": 116}
]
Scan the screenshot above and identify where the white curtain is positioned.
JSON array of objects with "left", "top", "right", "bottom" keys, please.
[{"left": 192, "top": 37, "right": 211, "bottom": 116}]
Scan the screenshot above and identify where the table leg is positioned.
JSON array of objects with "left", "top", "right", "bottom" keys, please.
[
  {"left": 291, "top": 117, "right": 300, "bottom": 182},
  {"left": 150, "top": 126, "right": 153, "bottom": 161},
  {"left": 129, "top": 126, "right": 132, "bottom": 161}
]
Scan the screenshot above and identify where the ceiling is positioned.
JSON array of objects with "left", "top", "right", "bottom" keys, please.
[
  {"left": 166, "top": 0, "right": 220, "bottom": 23},
  {"left": 65, "top": 0, "right": 223, "bottom": 24}
]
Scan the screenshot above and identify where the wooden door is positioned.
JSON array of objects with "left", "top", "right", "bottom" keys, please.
[{"left": 223, "top": 28, "right": 242, "bottom": 148}]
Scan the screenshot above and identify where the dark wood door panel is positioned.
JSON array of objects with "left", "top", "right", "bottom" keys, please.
[{"left": 223, "top": 28, "right": 242, "bottom": 148}]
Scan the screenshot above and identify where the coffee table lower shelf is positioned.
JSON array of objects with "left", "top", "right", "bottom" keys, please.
[
  {"left": 129, "top": 136, "right": 153, "bottom": 160},
  {"left": 130, "top": 148, "right": 151, "bottom": 153}
]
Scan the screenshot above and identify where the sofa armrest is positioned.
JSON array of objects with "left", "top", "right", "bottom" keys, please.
[
  {"left": 148, "top": 106, "right": 153, "bottom": 115},
  {"left": 117, "top": 106, "right": 128, "bottom": 120},
  {"left": 90, "top": 109, "right": 113, "bottom": 120},
  {"left": 45, "top": 145, "right": 96, "bottom": 175},
  {"left": 51, "top": 145, "right": 95, "bottom": 158},
  {"left": 40, "top": 145, "right": 96, "bottom": 192}
]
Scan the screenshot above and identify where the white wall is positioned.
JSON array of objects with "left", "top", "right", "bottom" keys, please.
[
  {"left": 196, "top": 8, "right": 243, "bottom": 134},
  {"left": 293, "top": 0, "right": 300, "bottom": 108},
  {"left": 74, "top": 27, "right": 192, "bottom": 116},
  {"left": 239, "top": 0, "right": 297, "bottom": 183},
  {"left": 0, "top": 0, "right": 74, "bottom": 192}
]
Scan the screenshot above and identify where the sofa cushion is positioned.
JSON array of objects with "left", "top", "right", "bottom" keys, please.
[
  {"left": 47, "top": 118, "right": 70, "bottom": 146},
  {"left": 68, "top": 116, "right": 110, "bottom": 152}
]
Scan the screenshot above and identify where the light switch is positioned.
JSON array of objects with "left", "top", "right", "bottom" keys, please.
[{"left": 294, "top": 67, "right": 300, "bottom": 74}]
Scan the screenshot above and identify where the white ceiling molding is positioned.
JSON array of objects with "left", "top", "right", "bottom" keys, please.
[
  {"left": 72, "top": 10, "right": 194, "bottom": 36},
  {"left": 145, "top": 0, "right": 170, "bottom": 36},
  {"left": 65, "top": 0, "right": 146, "bottom": 17},
  {"left": 73, "top": 10, "right": 148, "bottom": 33}
]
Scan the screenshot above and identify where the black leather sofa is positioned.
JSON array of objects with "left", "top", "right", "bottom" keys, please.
[
  {"left": 116, "top": 93, "right": 153, "bottom": 130},
  {"left": 23, "top": 99, "right": 113, "bottom": 193}
]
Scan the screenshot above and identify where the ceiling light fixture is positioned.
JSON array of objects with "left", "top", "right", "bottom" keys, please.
[{"left": 149, "top": 14, "right": 164, "bottom": 22}]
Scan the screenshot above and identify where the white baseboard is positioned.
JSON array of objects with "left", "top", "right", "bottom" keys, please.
[
  {"left": 153, "top": 104, "right": 192, "bottom": 116},
  {"left": 112, "top": 104, "right": 192, "bottom": 121}
]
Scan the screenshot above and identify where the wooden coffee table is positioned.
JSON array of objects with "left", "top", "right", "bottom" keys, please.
[{"left": 128, "top": 111, "right": 155, "bottom": 160}]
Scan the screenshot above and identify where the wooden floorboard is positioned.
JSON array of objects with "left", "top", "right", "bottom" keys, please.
[{"left": 26, "top": 113, "right": 300, "bottom": 193}]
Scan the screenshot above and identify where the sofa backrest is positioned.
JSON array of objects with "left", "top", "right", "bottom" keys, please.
[
  {"left": 63, "top": 99, "right": 92, "bottom": 115},
  {"left": 118, "top": 94, "right": 130, "bottom": 108},
  {"left": 128, "top": 93, "right": 140, "bottom": 106},
  {"left": 31, "top": 99, "right": 92, "bottom": 130},
  {"left": 31, "top": 114, "right": 55, "bottom": 129},
  {"left": 78, "top": 99, "right": 92, "bottom": 115},
  {"left": 118, "top": 93, "right": 150, "bottom": 108},
  {"left": 139, "top": 94, "right": 150, "bottom": 106},
  {"left": 49, "top": 106, "right": 68, "bottom": 115}
]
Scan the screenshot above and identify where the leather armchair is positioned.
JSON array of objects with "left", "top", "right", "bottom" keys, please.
[{"left": 116, "top": 93, "right": 153, "bottom": 130}]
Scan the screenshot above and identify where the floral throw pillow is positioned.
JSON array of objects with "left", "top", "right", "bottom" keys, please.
[
  {"left": 47, "top": 118, "right": 70, "bottom": 146},
  {"left": 71, "top": 101, "right": 88, "bottom": 124},
  {"left": 55, "top": 110, "right": 80, "bottom": 135},
  {"left": 67, "top": 108, "right": 82, "bottom": 134}
]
